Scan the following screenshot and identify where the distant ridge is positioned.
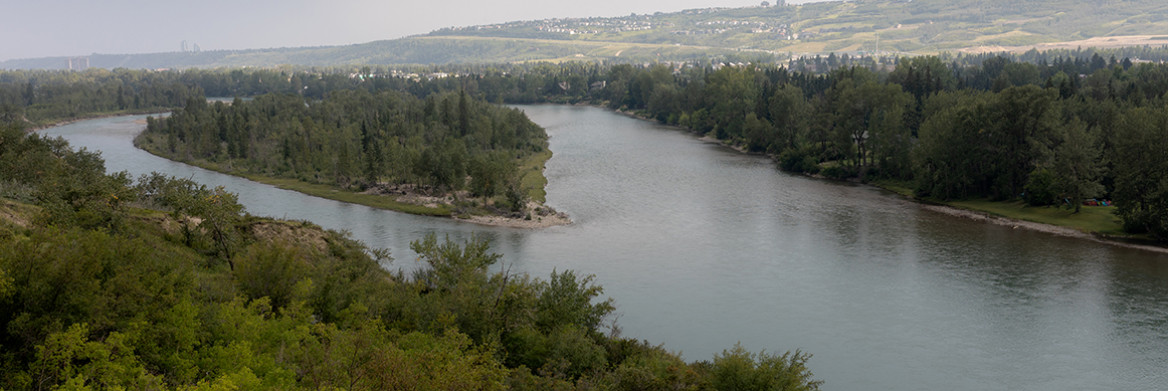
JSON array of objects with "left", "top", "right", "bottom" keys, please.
[{"left": 5, "top": 0, "right": 1168, "bottom": 69}]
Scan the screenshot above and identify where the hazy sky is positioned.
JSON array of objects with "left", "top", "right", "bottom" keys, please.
[{"left": 1, "top": 0, "right": 825, "bottom": 61}]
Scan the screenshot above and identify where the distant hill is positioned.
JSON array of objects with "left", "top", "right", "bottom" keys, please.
[{"left": 5, "top": 0, "right": 1168, "bottom": 69}]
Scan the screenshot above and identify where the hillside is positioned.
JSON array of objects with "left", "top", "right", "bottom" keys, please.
[
  {"left": 429, "top": 0, "right": 1168, "bottom": 56},
  {"left": 4, "top": 0, "right": 1168, "bottom": 69}
]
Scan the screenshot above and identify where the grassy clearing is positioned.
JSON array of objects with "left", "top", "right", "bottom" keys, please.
[
  {"left": 868, "top": 179, "right": 914, "bottom": 198},
  {"left": 518, "top": 149, "right": 553, "bottom": 203},
  {"left": 866, "top": 180, "right": 1137, "bottom": 238},
  {"left": 948, "top": 199, "right": 1127, "bottom": 236},
  {"left": 135, "top": 129, "right": 559, "bottom": 219},
  {"left": 0, "top": 198, "right": 39, "bottom": 231},
  {"left": 133, "top": 144, "right": 453, "bottom": 217},
  {"left": 234, "top": 175, "right": 453, "bottom": 217}
]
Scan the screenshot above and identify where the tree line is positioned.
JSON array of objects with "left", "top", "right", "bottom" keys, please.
[{"left": 0, "top": 69, "right": 202, "bottom": 126}]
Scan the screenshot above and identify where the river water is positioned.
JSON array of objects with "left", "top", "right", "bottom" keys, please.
[{"left": 42, "top": 106, "right": 1168, "bottom": 391}]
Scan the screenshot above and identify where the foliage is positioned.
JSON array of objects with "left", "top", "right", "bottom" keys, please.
[
  {"left": 0, "top": 124, "right": 136, "bottom": 231},
  {"left": 705, "top": 344, "right": 821, "bottom": 391},
  {"left": 0, "top": 68, "right": 200, "bottom": 127},
  {"left": 1111, "top": 107, "right": 1168, "bottom": 238},
  {"left": 136, "top": 173, "right": 245, "bottom": 260},
  {"left": 1024, "top": 169, "right": 1060, "bottom": 207},
  {"left": 137, "top": 88, "right": 547, "bottom": 201}
]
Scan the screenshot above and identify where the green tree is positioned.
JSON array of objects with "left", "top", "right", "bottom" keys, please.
[
  {"left": 1049, "top": 120, "right": 1104, "bottom": 212},
  {"left": 535, "top": 270, "right": 613, "bottom": 334},
  {"left": 825, "top": 70, "right": 911, "bottom": 176},
  {"left": 912, "top": 91, "right": 991, "bottom": 199},
  {"left": 232, "top": 242, "right": 310, "bottom": 310},
  {"left": 1111, "top": 107, "right": 1168, "bottom": 237},
  {"left": 135, "top": 174, "right": 244, "bottom": 261},
  {"left": 985, "top": 85, "right": 1058, "bottom": 200},
  {"left": 706, "top": 343, "right": 821, "bottom": 391},
  {"left": 768, "top": 85, "right": 810, "bottom": 153},
  {"left": 469, "top": 152, "right": 517, "bottom": 198},
  {"left": 26, "top": 323, "right": 163, "bottom": 390}
]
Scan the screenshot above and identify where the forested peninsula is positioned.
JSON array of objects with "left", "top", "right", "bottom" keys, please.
[{"left": 135, "top": 89, "right": 567, "bottom": 227}]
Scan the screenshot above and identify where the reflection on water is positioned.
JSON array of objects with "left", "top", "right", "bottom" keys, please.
[{"left": 42, "top": 106, "right": 1168, "bottom": 391}]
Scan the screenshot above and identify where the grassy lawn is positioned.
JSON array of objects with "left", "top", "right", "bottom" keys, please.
[
  {"left": 135, "top": 137, "right": 563, "bottom": 217},
  {"left": 518, "top": 149, "right": 552, "bottom": 203},
  {"left": 235, "top": 175, "right": 452, "bottom": 217},
  {"left": 866, "top": 180, "right": 1138, "bottom": 238},
  {"left": 948, "top": 199, "right": 1127, "bottom": 236},
  {"left": 133, "top": 146, "right": 453, "bottom": 217},
  {"left": 868, "top": 179, "right": 914, "bottom": 198}
]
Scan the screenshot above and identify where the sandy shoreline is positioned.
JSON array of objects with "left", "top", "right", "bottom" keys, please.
[
  {"left": 698, "top": 135, "right": 752, "bottom": 154},
  {"left": 361, "top": 183, "right": 571, "bottom": 229},
  {"left": 455, "top": 209, "right": 571, "bottom": 229},
  {"left": 919, "top": 203, "right": 1168, "bottom": 254}
]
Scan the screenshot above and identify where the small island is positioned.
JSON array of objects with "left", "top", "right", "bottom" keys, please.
[{"left": 134, "top": 90, "right": 569, "bottom": 228}]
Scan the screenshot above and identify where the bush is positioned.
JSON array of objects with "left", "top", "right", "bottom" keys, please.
[
  {"left": 232, "top": 242, "right": 309, "bottom": 310},
  {"left": 706, "top": 343, "right": 822, "bottom": 391},
  {"left": 819, "top": 165, "right": 851, "bottom": 180},
  {"left": 1024, "top": 168, "right": 1059, "bottom": 206},
  {"left": 777, "top": 148, "right": 821, "bottom": 175}
]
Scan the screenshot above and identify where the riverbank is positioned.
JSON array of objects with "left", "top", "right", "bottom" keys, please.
[
  {"left": 133, "top": 140, "right": 569, "bottom": 229},
  {"left": 24, "top": 109, "right": 170, "bottom": 132},
  {"left": 456, "top": 200, "right": 571, "bottom": 228},
  {"left": 611, "top": 107, "right": 761, "bottom": 156},
  {"left": 917, "top": 202, "right": 1168, "bottom": 254},
  {"left": 858, "top": 177, "right": 1168, "bottom": 252},
  {"left": 871, "top": 184, "right": 1168, "bottom": 255},
  {"left": 607, "top": 105, "right": 1168, "bottom": 253}
]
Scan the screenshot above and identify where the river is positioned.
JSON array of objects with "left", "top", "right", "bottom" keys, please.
[{"left": 41, "top": 105, "right": 1168, "bottom": 391}]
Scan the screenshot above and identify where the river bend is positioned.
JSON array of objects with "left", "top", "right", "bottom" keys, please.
[{"left": 41, "top": 105, "right": 1168, "bottom": 391}]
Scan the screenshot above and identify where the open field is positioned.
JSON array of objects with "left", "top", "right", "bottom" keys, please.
[{"left": 960, "top": 35, "right": 1168, "bottom": 54}]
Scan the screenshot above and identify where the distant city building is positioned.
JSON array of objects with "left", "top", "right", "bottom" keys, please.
[{"left": 67, "top": 56, "right": 89, "bottom": 70}]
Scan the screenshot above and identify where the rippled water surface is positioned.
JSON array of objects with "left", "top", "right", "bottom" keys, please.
[{"left": 43, "top": 106, "right": 1168, "bottom": 391}]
